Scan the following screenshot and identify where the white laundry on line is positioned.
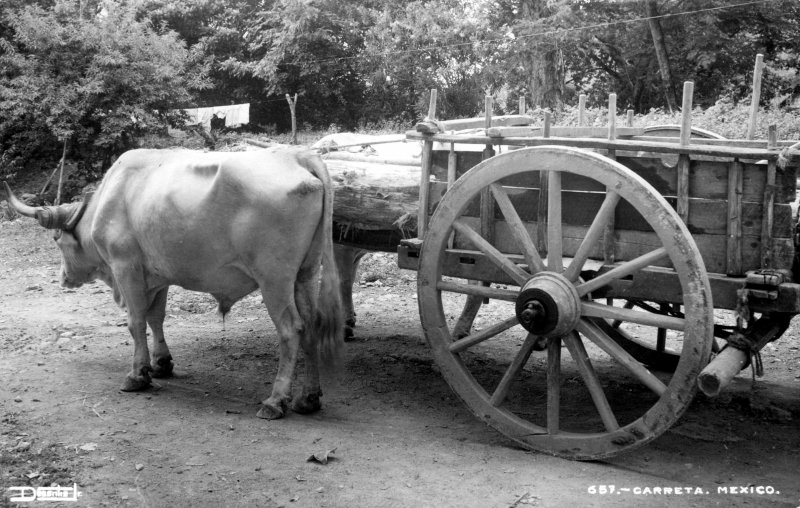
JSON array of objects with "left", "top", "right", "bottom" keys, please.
[{"left": 183, "top": 103, "right": 250, "bottom": 129}]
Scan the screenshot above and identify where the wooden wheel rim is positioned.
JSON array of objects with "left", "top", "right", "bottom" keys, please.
[{"left": 417, "top": 145, "right": 713, "bottom": 460}]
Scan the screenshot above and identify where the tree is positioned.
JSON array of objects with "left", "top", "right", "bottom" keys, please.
[
  {"left": 0, "top": 1, "right": 205, "bottom": 177},
  {"left": 361, "top": 0, "right": 490, "bottom": 122}
]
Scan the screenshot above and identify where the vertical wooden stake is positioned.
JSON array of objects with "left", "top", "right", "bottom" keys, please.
[
  {"left": 747, "top": 54, "right": 765, "bottom": 140},
  {"left": 578, "top": 94, "right": 587, "bottom": 126},
  {"left": 677, "top": 82, "right": 694, "bottom": 224},
  {"left": 519, "top": 96, "right": 526, "bottom": 115},
  {"left": 481, "top": 95, "right": 495, "bottom": 245},
  {"left": 537, "top": 113, "right": 551, "bottom": 254},
  {"left": 543, "top": 111, "right": 552, "bottom": 138},
  {"left": 679, "top": 81, "right": 694, "bottom": 147},
  {"left": 427, "top": 89, "right": 438, "bottom": 120},
  {"left": 447, "top": 142, "right": 457, "bottom": 249},
  {"left": 285, "top": 93, "right": 298, "bottom": 145},
  {"left": 604, "top": 94, "right": 617, "bottom": 264},
  {"left": 626, "top": 109, "right": 634, "bottom": 127},
  {"left": 607, "top": 93, "right": 617, "bottom": 142},
  {"left": 727, "top": 159, "right": 744, "bottom": 276},
  {"left": 418, "top": 89, "right": 437, "bottom": 238},
  {"left": 761, "top": 124, "right": 778, "bottom": 267}
]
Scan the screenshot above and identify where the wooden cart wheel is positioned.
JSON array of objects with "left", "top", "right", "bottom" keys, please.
[
  {"left": 600, "top": 300, "right": 683, "bottom": 372},
  {"left": 601, "top": 125, "right": 723, "bottom": 371},
  {"left": 417, "top": 146, "right": 714, "bottom": 460}
]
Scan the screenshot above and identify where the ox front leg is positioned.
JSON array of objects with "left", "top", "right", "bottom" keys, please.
[
  {"left": 113, "top": 267, "right": 153, "bottom": 392},
  {"left": 257, "top": 289, "right": 304, "bottom": 420},
  {"left": 147, "top": 288, "right": 174, "bottom": 378}
]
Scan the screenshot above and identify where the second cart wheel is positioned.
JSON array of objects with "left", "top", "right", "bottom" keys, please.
[{"left": 417, "top": 146, "right": 714, "bottom": 460}]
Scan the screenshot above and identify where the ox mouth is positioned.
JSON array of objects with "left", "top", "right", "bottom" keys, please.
[{"left": 60, "top": 278, "right": 84, "bottom": 289}]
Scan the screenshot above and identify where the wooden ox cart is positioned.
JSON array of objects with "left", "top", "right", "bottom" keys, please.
[{"left": 381, "top": 84, "right": 800, "bottom": 460}]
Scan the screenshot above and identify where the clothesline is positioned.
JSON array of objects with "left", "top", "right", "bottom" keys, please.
[{"left": 183, "top": 103, "right": 250, "bottom": 129}]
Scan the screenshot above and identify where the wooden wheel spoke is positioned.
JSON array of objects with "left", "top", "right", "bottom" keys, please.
[
  {"left": 577, "top": 319, "right": 667, "bottom": 396},
  {"left": 489, "top": 333, "right": 539, "bottom": 406},
  {"left": 581, "top": 301, "right": 685, "bottom": 331},
  {"left": 450, "top": 316, "right": 520, "bottom": 354},
  {"left": 547, "top": 336, "right": 561, "bottom": 433},
  {"left": 436, "top": 281, "right": 517, "bottom": 302},
  {"left": 452, "top": 219, "right": 529, "bottom": 286},
  {"left": 563, "top": 191, "right": 620, "bottom": 281},
  {"left": 576, "top": 247, "right": 669, "bottom": 296},
  {"left": 546, "top": 171, "right": 563, "bottom": 272},
  {"left": 611, "top": 300, "right": 636, "bottom": 328},
  {"left": 563, "top": 332, "right": 619, "bottom": 432},
  {"left": 489, "top": 184, "right": 546, "bottom": 273}
]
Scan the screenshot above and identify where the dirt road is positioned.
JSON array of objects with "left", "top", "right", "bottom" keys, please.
[{"left": 1, "top": 218, "right": 799, "bottom": 507}]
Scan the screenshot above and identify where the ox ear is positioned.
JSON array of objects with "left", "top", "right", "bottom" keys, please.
[{"left": 3, "top": 182, "right": 86, "bottom": 230}]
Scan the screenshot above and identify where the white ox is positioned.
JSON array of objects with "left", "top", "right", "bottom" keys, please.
[{"left": 4, "top": 148, "right": 344, "bottom": 420}]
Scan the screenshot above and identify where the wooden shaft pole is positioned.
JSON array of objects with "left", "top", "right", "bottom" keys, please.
[
  {"left": 747, "top": 54, "right": 765, "bottom": 140},
  {"left": 518, "top": 97, "right": 526, "bottom": 115},
  {"left": 578, "top": 94, "right": 586, "bottom": 126},
  {"left": 626, "top": 109, "right": 634, "bottom": 127}
]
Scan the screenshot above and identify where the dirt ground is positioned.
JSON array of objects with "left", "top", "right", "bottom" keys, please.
[{"left": 1, "top": 217, "right": 799, "bottom": 508}]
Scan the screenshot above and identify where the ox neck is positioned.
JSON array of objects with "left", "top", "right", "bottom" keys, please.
[{"left": 72, "top": 196, "right": 102, "bottom": 264}]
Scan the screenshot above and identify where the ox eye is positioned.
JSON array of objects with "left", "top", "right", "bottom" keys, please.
[{"left": 53, "top": 230, "right": 63, "bottom": 241}]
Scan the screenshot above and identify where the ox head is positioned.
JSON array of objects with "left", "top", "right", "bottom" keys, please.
[{"left": 3, "top": 182, "right": 98, "bottom": 288}]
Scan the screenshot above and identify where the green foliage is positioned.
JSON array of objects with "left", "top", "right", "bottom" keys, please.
[
  {"left": 2, "top": 0, "right": 800, "bottom": 185},
  {"left": 0, "top": 0, "right": 206, "bottom": 177}
]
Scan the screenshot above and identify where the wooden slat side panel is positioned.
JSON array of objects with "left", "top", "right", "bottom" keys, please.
[
  {"left": 429, "top": 151, "right": 796, "bottom": 204},
  {"left": 428, "top": 182, "right": 794, "bottom": 239},
  {"left": 451, "top": 216, "right": 794, "bottom": 274}
]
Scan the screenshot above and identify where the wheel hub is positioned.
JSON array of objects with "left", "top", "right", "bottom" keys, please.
[{"left": 515, "top": 272, "right": 581, "bottom": 338}]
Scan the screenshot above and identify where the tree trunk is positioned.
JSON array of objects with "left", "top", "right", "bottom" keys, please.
[
  {"left": 530, "top": 48, "right": 564, "bottom": 110},
  {"left": 521, "top": 0, "right": 564, "bottom": 110},
  {"left": 644, "top": 0, "right": 678, "bottom": 113}
]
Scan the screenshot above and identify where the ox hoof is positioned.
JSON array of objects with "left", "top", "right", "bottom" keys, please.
[
  {"left": 120, "top": 372, "right": 152, "bottom": 392},
  {"left": 256, "top": 403, "right": 286, "bottom": 420},
  {"left": 292, "top": 392, "right": 322, "bottom": 414},
  {"left": 151, "top": 356, "right": 174, "bottom": 378},
  {"left": 344, "top": 325, "right": 356, "bottom": 342}
]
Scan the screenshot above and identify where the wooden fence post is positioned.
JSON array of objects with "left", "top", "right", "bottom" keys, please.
[{"left": 285, "top": 93, "right": 298, "bottom": 145}]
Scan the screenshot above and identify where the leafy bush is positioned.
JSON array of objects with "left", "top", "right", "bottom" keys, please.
[{"left": 0, "top": 1, "right": 207, "bottom": 179}]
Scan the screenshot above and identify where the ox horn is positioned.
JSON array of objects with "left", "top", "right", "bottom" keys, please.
[{"left": 3, "top": 181, "right": 85, "bottom": 230}]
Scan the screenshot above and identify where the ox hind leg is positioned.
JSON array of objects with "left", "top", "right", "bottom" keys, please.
[
  {"left": 147, "top": 288, "right": 174, "bottom": 378},
  {"left": 333, "top": 245, "right": 367, "bottom": 340},
  {"left": 290, "top": 277, "right": 323, "bottom": 414},
  {"left": 256, "top": 282, "right": 306, "bottom": 420}
]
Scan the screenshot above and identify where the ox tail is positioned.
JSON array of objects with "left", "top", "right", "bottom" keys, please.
[{"left": 303, "top": 152, "right": 345, "bottom": 367}]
